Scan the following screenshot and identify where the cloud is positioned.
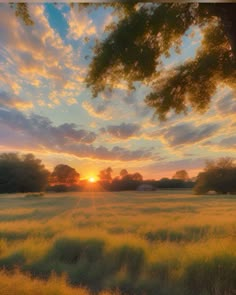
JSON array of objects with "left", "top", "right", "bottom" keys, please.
[
  {"left": 149, "top": 158, "right": 206, "bottom": 171},
  {"left": 0, "top": 107, "right": 96, "bottom": 145},
  {"left": 65, "top": 144, "right": 152, "bottom": 161},
  {"left": 0, "top": 4, "right": 85, "bottom": 106},
  {"left": 0, "top": 91, "right": 33, "bottom": 110},
  {"left": 66, "top": 9, "right": 96, "bottom": 40},
  {"left": 161, "top": 122, "right": 220, "bottom": 146},
  {"left": 216, "top": 91, "right": 236, "bottom": 115},
  {"left": 137, "top": 157, "right": 207, "bottom": 179},
  {"left": 82, "top": 100, "right": 113, "bottom": 120},
  {"left": 82, "top": 84, "right": 153, "bottom": 122},
  {"left": 100, "top": 123, "right": 141, "bottom": 140},
  {"left": 0, "top": 106, "right": 152, "bottom": 162},
  {"left": 218, "top": 136, "right": 236, "bottom": 148}
]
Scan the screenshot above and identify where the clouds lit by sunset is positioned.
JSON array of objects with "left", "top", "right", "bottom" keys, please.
[{"left": 0, "top": 3, "right": 235, "bottom": 179}]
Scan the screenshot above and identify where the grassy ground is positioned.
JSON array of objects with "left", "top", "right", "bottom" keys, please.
[{"left": 0, "top": 190, "right": 235, "bottom": 295}]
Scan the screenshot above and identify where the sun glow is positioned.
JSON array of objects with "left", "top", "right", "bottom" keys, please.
[{"left": 88, "top": 177, "right": 96, "bottom": 183}]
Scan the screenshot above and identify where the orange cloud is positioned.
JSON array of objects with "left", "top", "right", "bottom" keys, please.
[
  {"left": 0, "top": 91, "right": 33, "bottom": 110},
  {"left": 66, "top": 9, "right": 96, "bottom": 40}
]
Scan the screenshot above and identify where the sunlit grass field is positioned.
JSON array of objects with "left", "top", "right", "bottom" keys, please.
[{"left": 0, "top": 190, "right": 235, "bottom": 295}]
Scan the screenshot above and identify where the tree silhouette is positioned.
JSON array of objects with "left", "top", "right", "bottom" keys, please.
[
  {"left": 131, "top": 172, "right": 143, "bottom": 182},
  {"left": 0, "top": 153, "right": 49, "bottom": 193},
  {"left": 194, "top": 157, "right": 236, "bottom": 194},
  {"left": 111, "top": 171, "right": 143, "bottom": 191},
  {"left": 98, "top": 167, "right": 113, "bottom": 182},
  {"left": 172, "top": 170, "right": 189, "bottom": 181},
  {"left": 50, "top": 164, "right": 80, "bottom": 186},
  {"left": 120, "top": 169, "right": 128, "bottom": 178}
]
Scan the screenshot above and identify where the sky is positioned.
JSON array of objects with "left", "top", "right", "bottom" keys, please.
[{"left": 0, "top": 3, "right": 235, "bottom": 180}]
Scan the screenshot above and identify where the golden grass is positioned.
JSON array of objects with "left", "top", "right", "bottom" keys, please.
[
  {"left": 0, "top": 269, "right": 121, "bottom": 295},
  {"left": 0, "top": 190, "right": 235, "bottom": 294}
]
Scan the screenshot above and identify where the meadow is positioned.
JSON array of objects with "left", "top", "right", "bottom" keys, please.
[{"left": 0, "top": 190, "right": 235, "bottom": 295}]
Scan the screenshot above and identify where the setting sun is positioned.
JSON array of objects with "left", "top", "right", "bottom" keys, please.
[{"left": 88, "top": 177, "right": 96, "bottom": 183}]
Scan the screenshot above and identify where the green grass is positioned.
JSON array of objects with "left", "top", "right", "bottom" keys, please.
[{"left": 0, "top": 190, "right": 236, "bottom": 294}]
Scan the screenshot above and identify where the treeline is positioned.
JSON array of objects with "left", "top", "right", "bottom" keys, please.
[
  {"left": 97, "top": 167, "right": 195, "bottom": 191},
  {"left": 0, "top": 154, "right": 81, "bottom": 193},
  {"left": 0, "top": 153, "right": 235, "bottom": 194},
  {"left": 0, "top": 153, "right": 194, "bottom": 193}
]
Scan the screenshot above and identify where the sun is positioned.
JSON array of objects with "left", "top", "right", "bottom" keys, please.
[{"left": 88, "top": 177, "right": 96, "bottom": 183}]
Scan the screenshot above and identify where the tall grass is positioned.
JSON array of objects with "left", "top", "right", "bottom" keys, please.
[
  {"left": 0, "top": 269, "right": 120, "bottom": 295},
  {"left": 0, "top": 191, "right": 235, "bottom": 294}
]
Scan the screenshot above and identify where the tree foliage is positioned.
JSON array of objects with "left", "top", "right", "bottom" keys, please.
[
  {"left": 98, "top": 167, "right": 113, "bottom": 182},
  {"left": 85, "top": 3, "right": 236, "bottom": 120},
  {"left": 172, "top": 170, "right": 189, "bottom": 181},
  {"left": 10, "top": 3, "right": 34, "bottom": 25},
  {"left": 11, "top": 3, "right": 236, "bottom": 120},
  {"left": 110, "top": 169, "right": 143, "bottom": 190},
  {"left": 194, "top": 157, "right": 236, "bottom": 194},
  {"left": 120, "top": 169, "right": 128, "bottom": 178},
  {"left": 0, "top": 153, "right": 49, "bottom": 193},
  {"left": 50, "top": 164, "right": 80, "bottom": 186}
]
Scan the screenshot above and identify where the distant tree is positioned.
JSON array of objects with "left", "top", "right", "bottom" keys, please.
[
  {"left": 120, "top": 169, "right": 128, "bottom": 178},
  {"left": 111, "top": 171, "right": 143, "bottom": 191},
  {"left": 157, "top": 177, "right": 194, "bottom": 189},
  {"left": 131, "top": 172, "right": 143, "bottom": 182},
  {"left": 172, "top": 170, "right": 189, "bottom": 181},
  {"left": 50, "top": 164, "right": 80, "bottom": 186},
  {"left": 194, "top": 157, "right": 236, "bottom": 194},
  {"left": 98, "top": 167, "right": 113, "bottom": 182},
  {"left": 0, "top": 153, "right": 49, "bottom": 193}
]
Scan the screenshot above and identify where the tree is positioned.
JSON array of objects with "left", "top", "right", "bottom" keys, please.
[
  {"left": 50, "top": 164, "right": 80, "bottom": 186},
  {"left": 120, "top": 169, "right": 143, "bottom": 181},
  {"left": 111, "top": 171, "right": 143, "bottom": 191},
  {"left": 98, "top": 167, "right": 113, "bottom": 182},
  {"left": 0, "top": 153, "right": 49, "bottom": 193},
  {"left": 194, "top": 157, "right": 236, "bottom": 194},
  {"left": 120, "top": 169, "right": 128, "bottom": 178},
  {"left": 86, "top": 3, "right": 236, "bottom": 120},
  {"left": 172, "top": 170, "right": 189, "bottom": 181},
  {"left": 131, "top": 172, "right": 143, "bottom": 182},
  {"left": 10, "top": 3, "right": 236, "bottom": 120}
]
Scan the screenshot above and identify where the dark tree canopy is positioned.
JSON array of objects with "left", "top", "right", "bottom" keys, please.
[
  {"left": 50, "top": 164, "right": 80, "bottom": 186},
  {"left": 0, "top": 153, "right": 49, "bottom": 193},
  {"left": 98, "top": 167, "right": 113, "bottom": 182},
  {"left": 85, "top": 3, "right": 236, "bottom": 120},
  {"left": 172, "top": 170, "right": 189, "bottom": 181},
  {"left": 120, "top": 169, "right": 128, "bottom": 178},
  {"left": 194, "top": 157, "right": 236, "bottom": 194},
  {"left": 110, "top": 170, "right": 143, "bottom": 191}
]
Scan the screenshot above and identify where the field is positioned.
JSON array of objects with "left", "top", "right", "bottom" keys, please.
[{"left": 0, "top": 190, "right": 235, "bottom": 295}]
